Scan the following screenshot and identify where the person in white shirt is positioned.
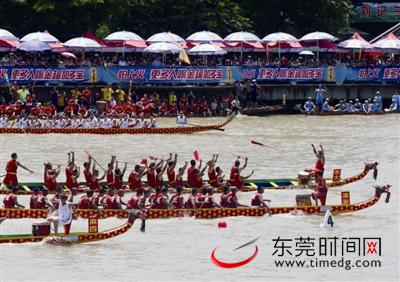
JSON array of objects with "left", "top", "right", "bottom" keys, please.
[
  {"left": 0, "top": 114, "right": 9, "bottom": 127},
  {"left": 176, "top": 111, "right": 187, "bottom": 127}
]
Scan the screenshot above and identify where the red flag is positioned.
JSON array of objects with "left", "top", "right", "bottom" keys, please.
[
  {"left": 193, "top": 150, "right": 200, "bottom": 161},
  {"left": 251, "top": 140, "right": 265, "bottom": 146}
]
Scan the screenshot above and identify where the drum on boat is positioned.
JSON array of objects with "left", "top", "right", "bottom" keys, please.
[
  {"left": 32, "top": 222, "right": 51, "bottom": 236},
  {"left": 296, "top": 194, "right": 312, "bottom": 206},
  {"left": 298, "top": 171, "right": 311, "bottom": 185}
]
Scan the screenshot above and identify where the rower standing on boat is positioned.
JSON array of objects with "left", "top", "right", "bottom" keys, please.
[
  {"left": 176, "top": 111, "right": 187, "bottom": 127},
  {"left": 312, "top": 144, "right": 325, "bottom": 177},
  {"left": 2, "top": 153, "right": 33, "bottom": 188},
  {"left": 47, "top": 194, "right": 74, "bottom": 235},
  {"left": 2, "top": 186, "right": 25, "bottom": 208}
]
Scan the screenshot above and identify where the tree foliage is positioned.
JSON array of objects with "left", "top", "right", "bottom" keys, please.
[{"left": 0, "top": 0, "right": 353, "bottom": 41}]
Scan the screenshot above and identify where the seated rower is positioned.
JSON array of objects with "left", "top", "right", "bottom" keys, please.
[
  {"left": 227, "top": 187, "right": 248, "bottom": 208},
  {"left": 354, "top": 99, "right": 362, "bottom": 112},
  {"left": 114, "top": 161, "right": 127, "bottom": 190},
  {"left": 36, "top": 188, "right": 54, "bottom": 209},
  {"left": 102, "top": 189, "right": 115, "bottom": 209},
  {"left": 170, "top": 186, "right": 184, "bottom": 209},
  {"left": 91, "top": 188, "right": 107, "bottom": 209},
  {"left": 207, "top": 154, "right": 219, "bottom": 187},
  {"left": 195, "top": 187, "right": 207, "bottom": 208},
  {"left": 151, "top": 186, "right": 174, "bottom": 209},
  {"left": 200, "top": 188, "right": 221, "bottom": 209},
  {"left": 127, "top": 189, "right": 144, "bottom": 209},
  {"left": 83, "top": 156, "right": 92, "bottom": 187},
  {"left": 166, "top": 154, "right": 178, "bottom": 187},
  {"left": 174, "top": 162, "right": 188, "bottom": 188},
  {"left": 192, "top": 164, "right": 208, "bottom": 189},
  {"left": 112, "top": 189, "right": 128, "bottom": 209},
  {"left": 303, "top": 97, "right": 316, "bottom": 114},
  {"left": 2, "top": 186, "right": 25, "bottom": 208},
  {"left": 128, "top": 165, "right": 147, "bottom": 191},
  {"left": 89, "top": 162, "right": 106, "bottom": 192},
  {"left": 184, "top": 188, "right": 198, "bottom": 209},
  {"left": 251, "top": 187, "right": 270, "bottom": 208},
  {"left": 78, "top": 190, "right": 94, "bottom": 209},
  {"left": 44, "top": 163, "right": 61, "bottom": 192},
  {"left": 30, "top": 188, "right": 40, "bottom": 209},
  {"left": 220, "top": 185, "right": 230, "bottom": 208},
  {"left": 155, "top": 161, "right": 168, "bottom": 188},
  {"left": 321, "top": 98, "right": 330, "bottom": 112},
  {"left": 311, "top": 177, "right": 328, "bottom": 206},
  {"left": 147, "top": 159, "right": 163, "bottom": 189},
  {"left": 231, "top": 167, "right": 254, "bottom": 190}
]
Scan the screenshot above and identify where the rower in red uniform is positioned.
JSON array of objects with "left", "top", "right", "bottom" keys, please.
[
  {"left": 127, "top": 189, "right": 144, "bottom": 209},
  {"left": 184, "top": 188, "right": 198, "bottom": 209},
  {"left": 227, "top": 187, "right": 248, "bottom": 208},
  {"left": 152, "top": 186, "right": 174, "bottom": 209},
  {"left": 2, "top": 153, "right": 33, "bottom": 187},
  {"left": 113, "top": 190, "right": 127, "bottom": 209},
  {"left": 50, "top": 187, "right": 63, "bottom": 209},
  {"left": 101, "top": 189, "right": 115, "bottom": 209},
  {"left": 195, "top": 187, "right": 207, "bottom": 208},
  {"left": 106, "top": 155, "right": 116, "bottom": 189},
  {"left": 83, "top": 156, "right": 92, "bottom": 187},
  {"left": 128, "top": 165, "right": 147, "bottom": 191},
  {"left": 311, "top": 177, "right": 328, "bottom": 206},
  {"left": 44, "top": 164, "right": 61, "bottom": 192},
  {"left": 30, "top": 188, "right": 40, "bottom": 209},
  {"left": 66, "top": 168, "right": 80, "bottom": 190},
  {"left": 231, "top": 168, "right": 254, "bottom": 190},
  {"left": 200, "top": 188, "right": 221, "bottom": 209},
  {"left": 251, "top": 187, "right": 270, "bottom": 208},
  {"left": 91, "top": 188, "right": 107, "bottom": 209},
  {"left": 36, "top": 189, "right": 54, "bottom": 209},
  {"left": 147, "top": 159, "right": 163, "bottom": 189},
  {"left": 89, "top": 162, "right": 105, "bottom": 192},
  {"left": 170, "top": 186, "right": 184, "bottom": 208},
  {"left": 166, "top": 154, "right": 178, "bottom": 187},
  {"left": 65, "top": 151, "right": 78, "bottom": 189},
  {"left": 207, "top": 154, "right": 219, "bottom": 187},
  {"left": 229, "top": 157, "right": 247, "bottom": 181},
  {"left": 114, "top": 161, "right": 127, "bottom": 190},
  {"left": 192, "top": 164, "right": 208, "bottom": 189},
  {"left": 78, "top": 190, "right": 94, "bottom": 209},
  {"left": 220, "top": 185, "right": 230, "bottom": 208},
  {"left": 312, "top": 144, "right": 325, "bottom": 177},
  {"left": 187, "top": 160, "right": 201, "bottom": 187},
  {"left": 174, "top": 162, "right": 188, "bottom": 188},
  {"left": 2, "top": 186, "right": 25, "bottom": 208},
  {"left": 155, "top": 161, "right": 168, "bottom": 188}
]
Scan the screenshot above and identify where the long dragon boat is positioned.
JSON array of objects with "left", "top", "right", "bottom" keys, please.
[
  {"left": 0, "top": 211, "right": 142, "bottom": 244},
  {"left": 0, "top": 185, "right": 390, "bottom": 220},
  {"left": 239, "top": 104, "right": 286, "bottom": 116},
  {"left": 0, "top": 114, "right": 234, "bottom": 135},
  {"left": 0, "top": 162, "right": 378, "bottom": 195},
  {"left": 294, "top": 105, "right": 399, "bottom": 116}
]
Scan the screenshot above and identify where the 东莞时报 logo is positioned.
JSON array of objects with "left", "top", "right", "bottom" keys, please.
[{"left": 211, "top": 236, "right": 261, "bottom": 269}]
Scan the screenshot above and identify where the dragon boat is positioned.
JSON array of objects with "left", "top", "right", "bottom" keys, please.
[
  {"left": 0, "top": 211, "right": 143, "bottom": 244},
  {"left": 294, "top": 105, "right": 399, "bottom": 116},
  {"left": 0, "top": 114, "right": 234, "bottom": 135},
  {"left": 0, "top": 185, "right": 390, "bottom": 220},
  {"left": 239, "top": 104, "right": 286, "bottom": 116},
  {"left": 0, "top": 162, "right": 378, "bottom": 195}
]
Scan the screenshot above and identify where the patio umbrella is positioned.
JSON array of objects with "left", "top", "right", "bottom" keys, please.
[
  {"left": 299, "top": 50, "right": 315, "bottom": 56},
  {"left": 224, "top": 31, "right": 261, "bottom": 61},
  {"left": 0, "top": 28, "right": 18, "bottom": 41},
  {"left": 144, "top": 42, "right": 182, "bottom": 64},
  {"left": 300, "top": 31, "right": 337, "bottom": 60},
  {"left": 186, "top": 31, "right": 223, "bottom": 43},
  {"left": 18, "top": 40, "right": 51, "bottom": 52},
  {"left": 188, "top": 43, "right": 227, "bottom": 65},
  {"left": 20, "top": 31, "right": 59, "bottom": 43},
  {"left": 64, "top": 37, "right": 102, "bottom": 50},
  {"left": 338, "top": 33, "right": 373, "bottom": 49},
  {"left": 147, "top": 32, "right": 185, "bottom": 43},
  {"left": 104, "top": 30, "right": 144, "bottom": 41},
  {"left": 372, "top": 33, "right": 400, "bottom": 52},
  {"left": 61, "top": 52, "right": 77, "bottom": 59},
  {"left": 262, "top": 32, "right": 298, "bottom": 60}
]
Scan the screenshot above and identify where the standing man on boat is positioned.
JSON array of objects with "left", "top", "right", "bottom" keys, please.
[
  {"left": 249, "top": 79, "right": 261, "bottom": 108},
  {"left": 312, "top": 144, "right": 325, "bottom": 177},
  {"left": 311, "top": 177, "right": 328, "bottom": 206},
  {"left": 176, "top": 111, "right": 187, "bottom": 127},
  {"left": 2, "top": 153, "right": 33, "bottom": 188},
  {"left": 315, "top": 84, "right": 326, "bottom": 111},
  {"left": 48, "top": 194, "right": 74, "bottom": 235}
]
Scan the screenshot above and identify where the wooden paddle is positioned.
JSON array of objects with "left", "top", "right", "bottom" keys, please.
[
  {"left": 186, "top": 123, "right": 225, "bottom": 131},
  {"left": 84, "top": 150, "right": 106, "bottom": 172},
  {"left": 251, "top": 140, "right": 265, "bottom": 147}
]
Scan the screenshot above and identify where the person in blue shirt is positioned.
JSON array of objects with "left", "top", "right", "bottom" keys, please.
[
  {"left": 375, "top": 92, "right": 383, "bottom": 111},
  {"left": 392, "top": 91, "right": 400, "bottom": 112},
  {"left": 354, "top": 99, "right": 362, "bottom": 112},
  {"left": 321, "top": 98, "right": 330, "bottom": 112},
  {"left": 315, "top": 84, "right": 325, "bottom": 111},
  {"left": 347, "top": 100, "right": 355, "bottom": 112},
  {"left": 370, "top": 99, "right": 380, "bottom": 113},
  {"left": 303, "top": 97, "right": 316, "bottom": 114},
  {"left": 362, "top": 100, "right": 370, "bottom": 113},
  {"left": 386, "top": 99, "right": 398, "bottom": 112}
]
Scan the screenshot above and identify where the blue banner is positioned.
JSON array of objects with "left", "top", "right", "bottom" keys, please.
[{"left": 0, "top": 65, "right": 399, "bottom": 85}]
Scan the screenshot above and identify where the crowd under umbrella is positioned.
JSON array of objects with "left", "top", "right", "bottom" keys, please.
[
  {"left": 372, "top": 33, "right": 400, "bottom": 52},
  {"left": 262, "top": 32, "right": 299, "bottom": 60},
  {"left": 188, "top": 43, "right": 227, "bottom": 65},
  {"left": 63, "top": 37, "right": 103, "bottom": 51},
  {"left": 104, "top": 30, "right": 146, "bottom": 58},
  {"left": 224, "top": 31, "right": 262, "bottom": 60},
  {"left": 300, "top": 31, "right": 337, "bottom": 60},
  {"left": 338, "top": 32, "right": 374, "bottom": 58},
  {"left": 17, "top": 40, "right": 51, "bottom": 65},
  {"left": 186, "top": 31, "right": 224, "bottom": 47},
  {"left": 144, "top": 42, "right": 182, "bottom": 64}
]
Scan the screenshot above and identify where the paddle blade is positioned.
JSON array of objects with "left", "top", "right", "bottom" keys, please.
[
  {"left": 251, "top": 140, "right": 265, "bottom": 147},
  {"left": 193, "top": 150, "right": 200, "bottom": 161},
  {"left": 140, "top": 218, "right": 146, "bottom": 233}
]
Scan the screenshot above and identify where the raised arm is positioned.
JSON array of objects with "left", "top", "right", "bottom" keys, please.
[
  {"left": 241, "top": 169, "right": 254, "bottom": 180},
  {"left": 17, "top": 161, "right": 33, "bottom": 173},
  {"left": 240, "top": 158, "right": 248, "bottom": 171},
  {"left": 311, "top": 144, "right": 317, "bottom": 156}
]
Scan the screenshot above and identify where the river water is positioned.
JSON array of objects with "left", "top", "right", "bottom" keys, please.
[{"left": 0, "top": 114, "right": 399, "bottom": 282}]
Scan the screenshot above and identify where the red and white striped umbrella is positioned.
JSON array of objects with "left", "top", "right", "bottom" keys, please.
[
  {"left": 372, "top": 33, "right": 400, "bottom": 51},
  {"left": 338, "top": 33, "right": 373, "bottom": 49}
]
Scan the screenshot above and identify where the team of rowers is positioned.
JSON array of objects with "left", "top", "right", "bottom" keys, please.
[
  {"left": 0, "top": 112, "right": 188, "bottom": 129},
  {"left": 1, "top": 145, "right": 327, "bottom": 212}
]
